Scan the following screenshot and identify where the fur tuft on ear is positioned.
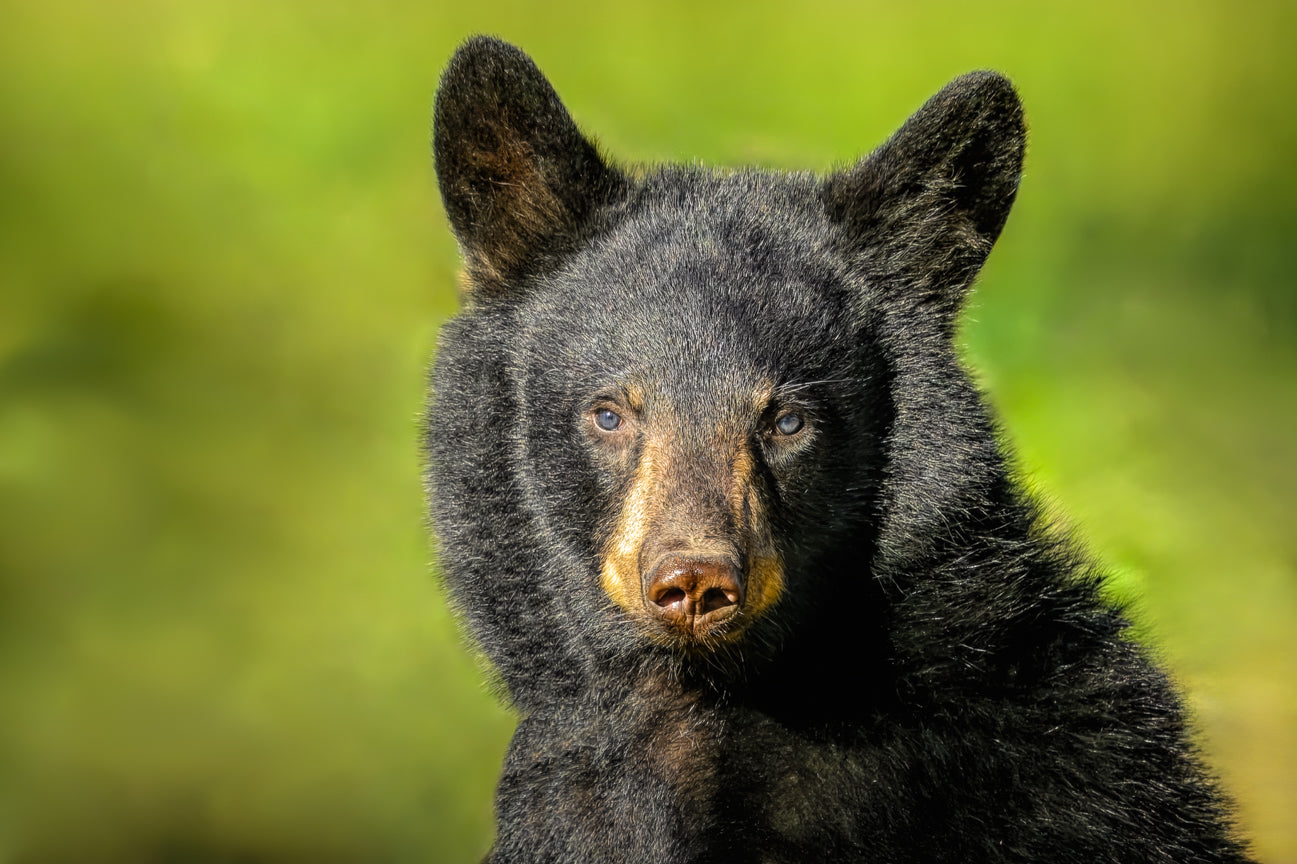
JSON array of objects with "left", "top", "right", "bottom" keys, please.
[
  {"left": 433, "top": 36, "right": 627, "bottom": 293},
  {"left": 823, "top": 71, "right": 1025, "bottom": 320}
]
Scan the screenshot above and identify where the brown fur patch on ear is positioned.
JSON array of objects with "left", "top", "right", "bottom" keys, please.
[
  {"left": 455, "top": 267, "right": 475, "bottom": 302},
  {"left": 459, "top": 138, "right": 566, "bottom": 292}
]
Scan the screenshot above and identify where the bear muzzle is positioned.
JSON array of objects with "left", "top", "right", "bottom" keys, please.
[{"left": 643, "top": 553, "right": 745, "bottom": 634}]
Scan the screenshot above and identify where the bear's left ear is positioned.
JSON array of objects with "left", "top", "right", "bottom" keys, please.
[
  {"left": 822, "top": 71, "right": 1025, "bottom": 320},
  {"left": 434, "top": 36, "right": 627, "bottom": 294}
]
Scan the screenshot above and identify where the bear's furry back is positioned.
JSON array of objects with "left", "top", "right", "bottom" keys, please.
[{"left": 426, "top": 35, "right": 1254, "bottom": 864}]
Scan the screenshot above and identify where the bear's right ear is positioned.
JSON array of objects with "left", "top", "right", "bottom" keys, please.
[
  {"left": 822, "top": 72, "right": 1025, "bottom": 322},
  {"left": 434, "top": 37, "right": 627, "bottom": 294}
]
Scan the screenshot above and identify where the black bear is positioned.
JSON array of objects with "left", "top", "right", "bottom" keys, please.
[{"left": 426, "top": 36, "right": 1254, "bottom": 864}]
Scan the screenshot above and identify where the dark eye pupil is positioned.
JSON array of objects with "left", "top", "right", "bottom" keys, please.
[
  {"left": 595, "top": 408, "right": 622, "bottom": 431},
  {"left": 775, "top": 413, "right": 803, "bottom": 435}
]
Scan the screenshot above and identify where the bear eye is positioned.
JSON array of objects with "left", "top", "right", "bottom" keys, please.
[
  {"left": 593, "top": 408, "right": 623, "bottom": 432},
  {"left": 774, "top": 412, "right": 804, "bottom": 436}
]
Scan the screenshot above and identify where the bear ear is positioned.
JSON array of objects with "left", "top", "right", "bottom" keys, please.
[
  {"left": 822, "top": 71, "right": 1025, "bottom": 319},
  {"left": 433, "top": 36, "right": 627, "bottom": 293}
]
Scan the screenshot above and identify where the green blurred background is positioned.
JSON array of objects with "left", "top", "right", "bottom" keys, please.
[{"left": 1, "top": 0, "right": 1293, "bottom": 861}]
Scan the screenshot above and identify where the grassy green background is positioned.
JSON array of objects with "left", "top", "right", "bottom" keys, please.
[{"left": 1, "top": 1, "right": 1293, "bottom": 861}]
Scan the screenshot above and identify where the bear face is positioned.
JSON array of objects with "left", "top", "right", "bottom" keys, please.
[
  {"left": 502, "top": 172, "right": 890, "bottom": 657},
  {"left": 430, "top": 37, "right": 1022, "bottom": 693}
]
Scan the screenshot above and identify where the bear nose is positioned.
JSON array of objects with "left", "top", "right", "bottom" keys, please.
[{"left": 644, "top": 556, "right": 744, "bottom": 631}]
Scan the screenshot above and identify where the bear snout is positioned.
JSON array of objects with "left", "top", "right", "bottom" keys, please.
[{"left": 643, "top": 555, "right": 744, "bottom": 633}]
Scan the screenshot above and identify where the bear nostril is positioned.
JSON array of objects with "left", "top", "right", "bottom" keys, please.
[
  {"left": 644, "top": 557, "right": 744, "bottom": 631},
  {"left": 701, "top": 586, "right": 738, "bottom": 615},
  {"left": 654, "top": 587, "right": 687, "bottom": 608}
]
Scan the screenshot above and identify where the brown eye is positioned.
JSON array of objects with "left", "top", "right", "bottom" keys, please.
[
  {"left": 594, "top": 408, "right": 622, "bottom": 432},
  {"left": 774, "top": 412, "right": 804, "bottom": 436}
]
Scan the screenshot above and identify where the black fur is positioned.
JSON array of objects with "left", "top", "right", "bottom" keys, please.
[{"left": 427, "top": 35, "right": 1253, "bottom": 864}]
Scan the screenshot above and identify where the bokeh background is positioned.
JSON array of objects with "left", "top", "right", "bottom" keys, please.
[{"left": 1, "top": 1, "right": 1293, "bottom": 861}]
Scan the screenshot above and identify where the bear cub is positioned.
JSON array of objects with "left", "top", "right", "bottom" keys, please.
[{"left": 427, "top": 35, "right": 1254, "bottom": 864}]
